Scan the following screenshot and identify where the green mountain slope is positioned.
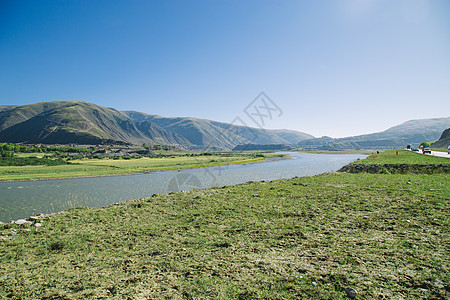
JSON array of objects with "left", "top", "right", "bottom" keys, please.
[
  {"left": 0, "top": 101, "right": 74, "bottom": 131},
  {"left": 0, "top": 101, "right": 191, "bottom": 146},
  {"left": 432, "top": 128, "right": 450, "bottom": 149},
  {"left": 298, "top": 117, "right": 450, "bottom": 150}
]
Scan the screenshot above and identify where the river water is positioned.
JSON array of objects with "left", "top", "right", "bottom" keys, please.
[{"left": 0, "top": 152, "right": 366, "bottom": 222}]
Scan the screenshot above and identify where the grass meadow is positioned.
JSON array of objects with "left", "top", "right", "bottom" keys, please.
[{"left": 0, "top": 151, "right": 448, "bottom": 299}]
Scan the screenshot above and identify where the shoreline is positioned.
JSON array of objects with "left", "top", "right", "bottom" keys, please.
[{"left": 0, "top": 156, "right": 290, "bottom": 183}]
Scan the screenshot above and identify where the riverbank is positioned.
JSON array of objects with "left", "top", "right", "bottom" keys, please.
[
  {"left": 0, "top": 151, "right": 448, "bottom": 299},
  {"left": 0, "top": 154, "right": 285, "bottom": 182},
  {"left": 338, "top": 149, "right": 450, "bottom": 174}
]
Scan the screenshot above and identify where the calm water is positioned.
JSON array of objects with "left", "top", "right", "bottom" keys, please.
[{"left": 0, "top": 152, "right": 366, "bottom": 222}]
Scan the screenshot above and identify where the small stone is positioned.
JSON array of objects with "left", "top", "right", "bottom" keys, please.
[
  {"left": 34, "top": 223, "right": 42, "bottom": 227},
  {"left": 252, "top": 194, "right": 259, "bottom": 197},
  {"left": 23, "top": 228, "right": 31, "bottom": 232},
  {"left": 406, "top": 182, "right": 411, "bottom": 185},
  {"left": 14, "top": 219, "right": 30, "bottom": 225},
  {"left": 27, "top": 216, "right": 39, "bottom": 222},
  {"left": 312, "top": 281, "right": 317, "bottom": 286},
  {"left": 363, "top": 216, "right": 369, "bottom": 219},
  {"left": 430, "top": 189, "right": 435, "bottom": 191},
  {"left": 345, "top": 287, "right": 357, "bottom": 299},
  {"left": 406, "top": 219, "right": 411, "bottom": 223}
]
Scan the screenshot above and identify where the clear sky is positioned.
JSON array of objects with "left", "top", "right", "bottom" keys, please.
[{"left": 1, "top": 0, "right": 449, "bottom": 138}]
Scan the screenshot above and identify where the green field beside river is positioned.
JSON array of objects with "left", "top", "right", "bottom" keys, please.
[
  {"left": 0, "top": 154, "right": 267, "bottom": 182},
  {"left": 0, "top": 150, "right": 448, "bottom": 299}
]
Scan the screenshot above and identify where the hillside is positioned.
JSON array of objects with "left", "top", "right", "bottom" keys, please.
[
  {"left": 432, "top": 128, "right": 450, "bottom": 149},
  {"left": 0, "top": 105, "right": 18, "bottom": 113},
  {"left": 297, "top": 117, "right": 450, "bottom": 150},
  {"left": 122, "top": 111, "right": 314, "bottom": 149},
  {"left": 0, "top": 101, "right": 313, "bottom": 149},
  {"left": 0, "top": 101, "right": 191, "bottom": 146}
]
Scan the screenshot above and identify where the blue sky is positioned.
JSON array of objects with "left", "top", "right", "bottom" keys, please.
[{"left": 1, "top": 0, "right": 449, "bottom": 137}]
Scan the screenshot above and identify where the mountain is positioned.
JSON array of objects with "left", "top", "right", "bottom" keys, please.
[
  {"left": 432, "top": 128, "right": 450, "bottom": 149},
  {"left": 0, "top": 101, "right": 313, "bottom": 149},
  {"left": 297, "top": 117, "right": 450, "bottom": 150},
  {"left": 269, "top": 129, "right": 315, "bottom": 144},
  {"left": 0, "top": 102, "right": 72, "bottom": 131},
  {"left": 2, "top": 100, "right": 445, "bottom": 150},
  {"left": 0, "top": 101, "right": 190, "bottom": 146},
  {"left": 122, "top": 111, "right": 314, "bottom": 149},
  {"left": 0, "top": 105, "right": 18, "bottom": 113}
]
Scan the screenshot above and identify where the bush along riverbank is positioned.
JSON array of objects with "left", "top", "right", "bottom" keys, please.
[
  {"left": 0, "top": 152, "right": 449, "bottom": 299},
  {"left": 338, "top": 163, "right": 450, "bottom": 174}
]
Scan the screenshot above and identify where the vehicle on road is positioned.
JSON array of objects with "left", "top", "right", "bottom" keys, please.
[{"left": 423, "top": 148, "right": 431, "bottom": 154}]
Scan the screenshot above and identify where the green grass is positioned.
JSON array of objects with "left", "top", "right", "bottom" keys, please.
[
  {"left": 358, "top": 149, "right": 450, "bottom": 165},
  {"left": 13, "top": 153, "right": 46, "bottom": 158},
  {"left": 1, "top": 172, "right": 448, "bottom": 299},
  {"left": 0, "top": 155, "right": 266, "bottom": 181},
  {"left": 73, "top": 155, "right": 263, "bottom": 170},
  {"left": 1, "top": 151, "right": 448, "bottom": 298}
]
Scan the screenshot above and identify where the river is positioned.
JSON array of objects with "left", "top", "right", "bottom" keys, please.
[{"left": 0, "top": 152, "right": 366, "bottom": 222}]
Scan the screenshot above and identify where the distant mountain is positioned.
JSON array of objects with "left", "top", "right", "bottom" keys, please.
[
  {"left": 0, "top": 101, "right": 313, "bottom": 149},
  {"left": 297, "top": 117, "right": 450, "bottom": 150},
  {"left": 432, "top": 128, "right": 450, "bottom": 149},
  {"left": 122, "top": 111, "right": 314, "bottom": 149},
  {"left": 269, "top": 129, "right": 315, "bottom": 144}
]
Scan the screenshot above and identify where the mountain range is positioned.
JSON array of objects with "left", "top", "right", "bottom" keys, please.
[
  {"left": 0, "top": 101, "right": 448, "bottom": 150},
  {"left": 296, "top": 118, "right": 450, "bottom": 150},
  {"left": 0, "top": 101, "right": 313, "bottom": 149}
]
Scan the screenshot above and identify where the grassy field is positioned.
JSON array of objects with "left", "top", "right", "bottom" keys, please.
[
  {"left": 13, "top": 153, "right": 46, "bottom": 158},
  {"left": 357, "top": 149, "right": 450, "bottom": 165},
  {"left": 0, "top": 155, "right": 267, "bottom": 181},
  {"left": 0, "top": 151, "right": 448, "bottom": 299}
]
